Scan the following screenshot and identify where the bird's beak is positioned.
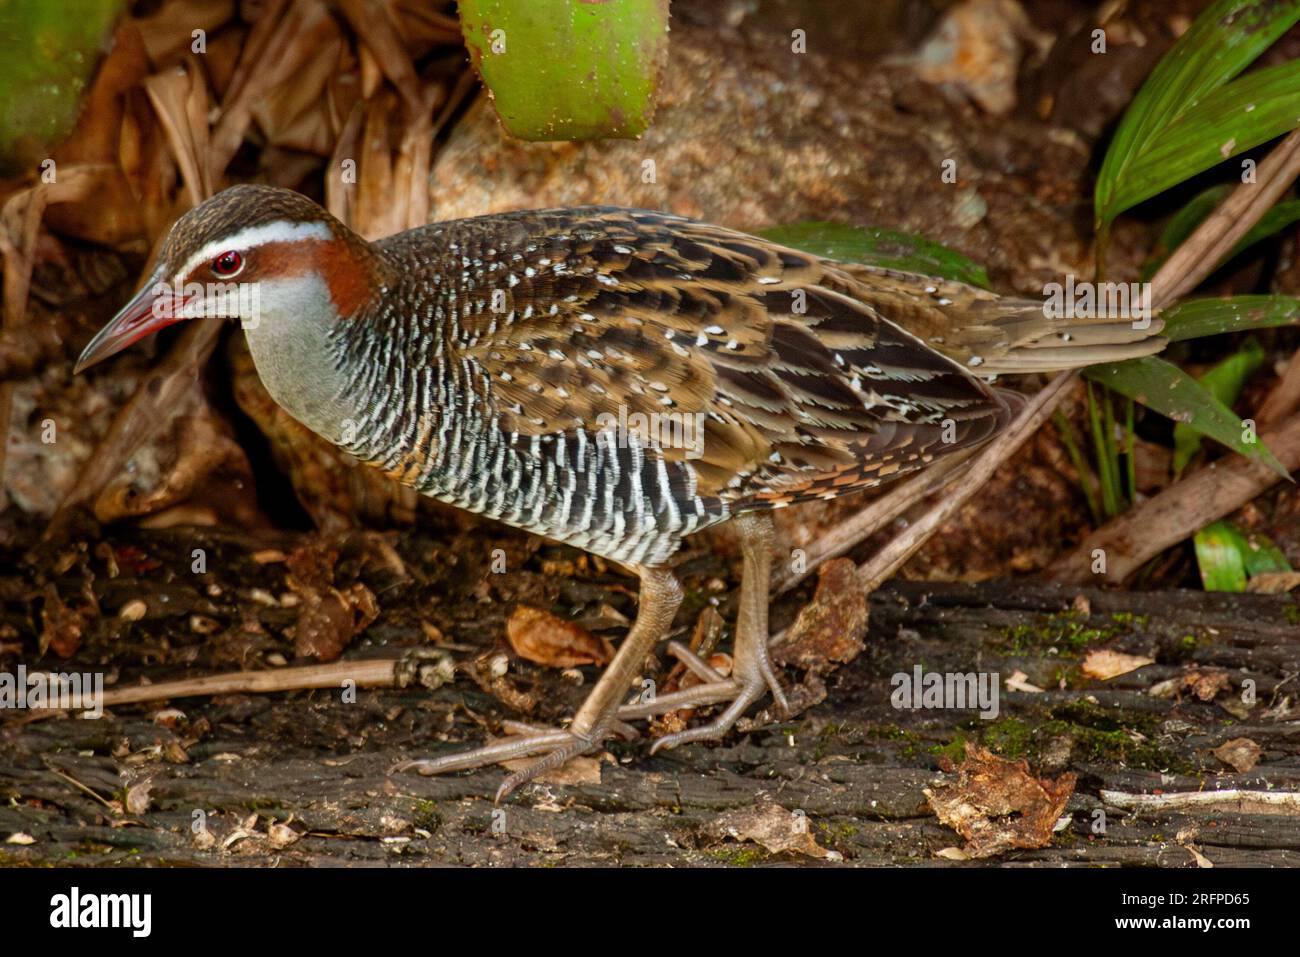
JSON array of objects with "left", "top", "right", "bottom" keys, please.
[{"left": 74, "top": 267, "right": 182, "bottom": 373}]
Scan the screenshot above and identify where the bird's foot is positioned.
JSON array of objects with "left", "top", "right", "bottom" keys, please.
[
  {"left": 392, "top": 719, "right": 638, "bottom": 803},
  {"left": 616, "top": 641, "right": 790, "bottom": 752}
]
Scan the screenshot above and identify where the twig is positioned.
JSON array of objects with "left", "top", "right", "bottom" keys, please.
[
  {"left": 1258, "top": 348, "right": 1300, "bottom": 428},
  {"left": 1101, "top": 788, "right": 1300, "bottom": 813},
  {"left": 42, "top": 764, "right": 119, "bottom": 812},
  {"left": 24, "top": 659, "right": 411, "bottom": 713}
]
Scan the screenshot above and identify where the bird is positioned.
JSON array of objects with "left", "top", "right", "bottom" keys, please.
[{"left": 76, "top": 184, "right": 1165, "bottom": 800}]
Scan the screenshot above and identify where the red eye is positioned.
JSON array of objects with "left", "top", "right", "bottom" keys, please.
[{"left": 212, "top": 251, "right": 243, "bottom": 277}]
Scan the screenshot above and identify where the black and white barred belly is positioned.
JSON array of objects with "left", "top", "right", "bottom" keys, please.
[{"left": 335, "top": 355, "right": 729, "bottom": 566}]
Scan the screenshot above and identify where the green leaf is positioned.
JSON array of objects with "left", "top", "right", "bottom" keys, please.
[
  {"left": 1195, "top": 520, "right": 1293, "bottom": 591},
  {"left": 457, "top": 0, "right": 669, "bottom": 141},
  {"left": 1162, "top": 294, "right": 1300, "bottom": 341},
  {"left": 1234, "top": 199, "right": 1300, "bottom": 258},
  {"left": 1113, "top": 60, "right": 1300, "bottom": 217},
  {"left": 1241, "top": 532, "right": 1294, "bottom": 577},
  {"left": 1095, "top": 0, "right": 1300, "bottom": 225},
  {"left": 1173, "top": 338, "right": 1266, "bottom": 473},
  {"left": 1082, "top": 355, "right": 1288, "bottom": 477},
  {"left": 1195, "top": 521, "right": 1251, "bottom": 591},
  {"left": 758, "top": 222, "right": 990, "bottom": 288}
]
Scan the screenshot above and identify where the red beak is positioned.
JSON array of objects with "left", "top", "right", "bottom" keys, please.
[{"left": 74, "top": 268, "right": 184, "bottom": 373}]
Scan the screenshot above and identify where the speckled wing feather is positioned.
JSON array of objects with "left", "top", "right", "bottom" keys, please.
[
  {"left": 415, "top": 207, "right": 1012, "bottom": 508},
  {"left": 825, "top": 263, "right": 1167, "bottom": 374}
]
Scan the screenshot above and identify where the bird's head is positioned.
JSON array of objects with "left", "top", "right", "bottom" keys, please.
[{"left": 75, "top": 185, "right": 379, "bottom": 373}]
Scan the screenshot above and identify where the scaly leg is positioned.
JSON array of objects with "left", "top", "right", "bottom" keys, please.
[
  {"left": 621, "top": 511, "right": 790, "bottom": 752},
  {"left": 393, "top": 565, "right": 682, "bottom": 802}
]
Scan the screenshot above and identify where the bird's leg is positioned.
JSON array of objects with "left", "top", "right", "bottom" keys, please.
[
  {"left": 629, "top": 511, "right": 791, "bottom": 752},
  {"left": 393, "top": 565, "right": 682, "bottom": 802}
]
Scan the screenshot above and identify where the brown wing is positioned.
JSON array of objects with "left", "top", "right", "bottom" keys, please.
[{"left": 442, "top": 208, "right": 1011, "bottom": 506}]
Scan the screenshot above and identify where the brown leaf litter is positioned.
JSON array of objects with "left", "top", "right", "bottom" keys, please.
[
  {"left": 750, "top": 557, "right": 869, "bottom": 725},
  {"left": 284, "top": 543, "right": 379, "bottom": 661},
  {"left": 925, "top": 742, "right": 1076, "bottom": 859},
  {"left": 1081, "top": 647, "right": 1155, "bottom": 681},
  {"left": 1213, "top": 737, "right": 1262, "bottom": 774},
  {"left": 506, "top": 605, "right": 613, "bottom": 669}
]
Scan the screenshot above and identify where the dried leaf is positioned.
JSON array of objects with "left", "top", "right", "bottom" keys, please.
[
  {"left": 506, "top": 605, "right": 613, "bottom": 669},
  {"left": 40, "top": 584, "right": 92, "bottom": 659},
  {"left": 706, "top": 803, "right": 830, "bottom": 860},
  {"left": 1212, "top": 737, "right": 1262, "bottom": 773},
  {"left": 1148, "top": 668, "right": 1232, "bottom": 702},
  {"left": 924, "top": 742, "right": 1077, "bottom": 859},
  {"left": 1246, "top": 571, "right": 1300, "bottom": 594},
  {"left": 125, "top": 780, "right": 153, "bottom": 815},
  {"left": 144, "top": 58, "right": 213, "bottom": 206},
  {"left": 1004, "top": 670, "right": 1045, "bottom": 693},
  {"left": 285, "top": 544, "right": 380, "bottom": 661},
  {"left": 501, "top": 754, "right": 604, "bottom": 786},
  {"left": 772, "top": 557, "right": 868, "bottom": 672},
  {"left": 1184, "top": 844, "right": 1215, "bottom": 868},
  {"left": 133, "top": 0, "right": 235, "bottom": 65},
  {"left": 267, "top": 821, "right": 301, "bottom": 848},
  {"left": 1082, "top": 648, "right": 1155, "bottom": 681}
]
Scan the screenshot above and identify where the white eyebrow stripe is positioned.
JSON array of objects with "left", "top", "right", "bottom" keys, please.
[{"left": 176, "top": 220, "right": 333, "bottom": 280}]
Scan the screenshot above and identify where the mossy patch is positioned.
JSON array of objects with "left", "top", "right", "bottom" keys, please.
[
  {"left": 933, "top": 699, "right": 1188, "bottom": 773},
  {"left": 413, "top": 799, "right": 442, "bottom": 832},
  {"left": 816, "top": 820, "right": 860, "bottom": 841},
  {"left": 1283, "top": 600, "right": 1299, "bottom": 626},
  {"left": 709, "top": 845, "right": 768, "bottom": 867},
  {"left": 999, "top": 611, "right": 1148, "bottom": 655}
]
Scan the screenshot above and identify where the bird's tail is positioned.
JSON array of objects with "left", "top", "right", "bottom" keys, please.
[{"left": 835, "top": 263, "right": 1166, "bottom": 375}]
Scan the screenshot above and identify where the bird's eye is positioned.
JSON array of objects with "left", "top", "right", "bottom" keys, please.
[{"left": 211, "top": 251, "right": 244, "bottom": 278}]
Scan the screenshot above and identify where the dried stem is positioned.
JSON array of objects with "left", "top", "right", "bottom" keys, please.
[
  {"left": 25, "top": 658, "right": 410, "bottom": 714},
  {"left": 1047, "top": 409, "right": 1300, "bottom": 584}
]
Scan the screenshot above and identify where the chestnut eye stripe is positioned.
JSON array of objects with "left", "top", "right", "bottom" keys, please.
[{"left": 173, "top": 220, "right": 332, "bottom": 285}]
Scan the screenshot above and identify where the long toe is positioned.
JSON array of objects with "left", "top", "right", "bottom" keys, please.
[{"left": 392, "top": 727, "right": 585, "bottom": 779}]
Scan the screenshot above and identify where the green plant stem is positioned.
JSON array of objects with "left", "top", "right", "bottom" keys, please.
[
  {"left": 1052, "top": 408, "right": 1103, "bottom": 525},
  {"left": 1125, "top": 398, "right": 1137, "bottom": 503}
]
